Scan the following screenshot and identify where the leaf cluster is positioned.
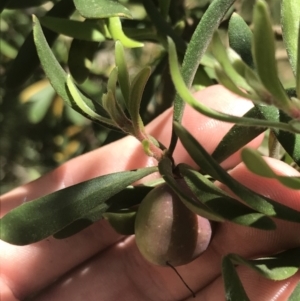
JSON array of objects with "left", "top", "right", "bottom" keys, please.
[{"left": 1, "top": 0, "right": 300, "bottom": 300}]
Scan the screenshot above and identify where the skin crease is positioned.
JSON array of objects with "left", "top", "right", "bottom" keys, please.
[{"left": 1, "top": 85, "right": 300, "bottom": 301}]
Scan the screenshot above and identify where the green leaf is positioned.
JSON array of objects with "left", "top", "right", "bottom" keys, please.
[
  {"left": 230, "top": 248, "right": 300, "bottom": 281},
  {"left": 253, "top": 0, "right": 291, "bottom": 109},
  {"left": 297, "top": 26, "right": 300, "bottom": 98},
  {"left": 40, "top": 17, "right": 105, "bottom": 42},
  {"left": 169, "top": 0, "right": 236, "bottom": 155},
  {"left": 54, "top": 186, "right": 152, "bottom": 238},
  {"left": 115, "top": 41, "right": 130, "bottom": 103},
  {"left": 228, "top": 12, "right": 254, "bottom": 69},
  {"left": 212, "top": 106, "right": 267, "bottom": 164},
  {"left": 158, "top": 157, "right": 225, "bottom": 222},
  {"left": 168, "top": 37, "right": 294, "bottom": 133},
  {"left": 103, "top": 209, "right": 137, "bottom": 235},
  {"left": 108, "top": 17, "right": 143, "bottom": 48},
  {"left": 68, "top": 39, "right": 99, "bottom": 84},
  {"left": 241, "top": 148, "right": 275, "bottom": 178},
  {"left": 288, "top": 281, "right": 300, "bottom": 301},
  {"left": 211, "top": 32, "right": 252, "bottom": 93},
  {"left": 0, "top": 167, "right": 157, "bottom": 245},
  {"left": 281, "top": 0, "right": 300, "bottom": 76},
  {"left": 33, "top": 16, "right": 112, "bottom": 126},
  {"left": 178, "top": 164, "right": 275, "bottom": 230},
  {"left": 174, "top": 121, "right": 300, "bottom": 222},
  {"left": 5, "top": 0, "right": 75, "bottom": 89},
  {"left": 74, "top": 0, "right": 131, "bottom": 19},
  {"left": 102, "top": 89, "right": 133, "bottom": 132},
  {"left": 222, "top": 256, "right": 251, "bottom": 301},
  {"left": 242, "top": 148, "right": 300, "bottom": 189},
  {"left": 128, "top": 67, "right": 151, "bottom": 133},
  {"left": 66, "top": 75, "right": 114, "bottom": 126}
]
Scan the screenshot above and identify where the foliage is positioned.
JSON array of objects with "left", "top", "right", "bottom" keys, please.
[{"left": 1, "top": 0, "right": 300, "bottom": 300}]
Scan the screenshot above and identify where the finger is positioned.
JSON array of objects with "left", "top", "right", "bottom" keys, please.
[
  {"left": 22, "top": 158, "right": 300, "bottom": 301},
  {"left": 0, "top": 85, "right": 262, "bottom": 300}
]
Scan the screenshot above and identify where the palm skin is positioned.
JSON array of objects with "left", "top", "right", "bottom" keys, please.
[{"left": 1, "top": 85, "right": 300, "bottom": 301}]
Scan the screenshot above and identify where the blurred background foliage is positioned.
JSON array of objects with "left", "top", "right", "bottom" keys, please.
[{"left": 0, "top": 0, "right": 293, "bottom": 194}]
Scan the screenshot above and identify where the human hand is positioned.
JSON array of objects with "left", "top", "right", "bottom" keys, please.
[{"left": 1, "top": 85, "right": 300, "bottom": 301}]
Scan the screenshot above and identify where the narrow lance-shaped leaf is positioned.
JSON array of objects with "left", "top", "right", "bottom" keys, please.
[
  {"left": 108, "top": 17, "right": 143, "bottom": 48},
  {"left": 241, "top": 148, "right": 300, "bottom": 189},
  {"left": 102, "top": 90, "right": 133, "bottom": 132},
  {"left": 39, "top": 17, "right": 105, "bottom": 42},
  {"left": 281, "top": 0, "right": 300, "bottom": 75},
  {"left": 167, "top": 38, "right": 295, "bottom": 133},
  {"left": 211, "top": 32, "right": 253, "bottom": 93},
  {"left": 174, "top": 121, "right": 300, "bottom": 223},
  {"left": 66, "top": 75, "right": 115, "bottom": 126},
  {"left": 228, "top": 12, "right": 254, "bottom": 69},
  {"left": 222, "top": 256, "right": 251, "bottom": 301},
  {"left": 178, "top": 164, "right": 275, "bottom": 230},
  {"left": 212, "top": 105, "right": 268, "bottom": 164},
  {"left": 54, "top": 186, "right": 152, "bottom": 239},
  {"left": 128, "top": 67, "right": 151, "bottom": 134},
  {"left": 33, "top": 16, "right": 113, "bottom": 127},
  {"left": 253, "top": 0, "right": 292, "bottom": 111},
  {"left": 115, "top": 41, "right": 130, "bottom": 104},
  {"left": 0, "top": 167, "right": 157, "bottom": 245},
  {"left": 74, "top": 0, "right": 132, "bottom": 19}
]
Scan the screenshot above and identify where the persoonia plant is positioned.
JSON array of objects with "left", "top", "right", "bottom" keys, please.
[{"left": 1, "top": 0, "right": 300, "bottom": 299}]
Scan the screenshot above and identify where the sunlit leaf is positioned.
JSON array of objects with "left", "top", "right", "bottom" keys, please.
[
  {"left": 128, "top": 67, "right": 151, "bottom": 133},
  {"left": 74, "top": 0, "right": 131, "bottom": 19},
  {"left": 108, "top": 17, "right": 143, "bottom": 48},
  {"left": 281, "top": 0, "right": 300, "bottom": 76},
  {"left": 0, "top": 167, "right": 157, "bottom": 245},
  {"left": 168, "top": 37, "right": 294, "bottom": 133}
]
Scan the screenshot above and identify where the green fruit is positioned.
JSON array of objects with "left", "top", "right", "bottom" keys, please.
[{"left": 135, "top": 183, "right": 212, "bottom": 266}]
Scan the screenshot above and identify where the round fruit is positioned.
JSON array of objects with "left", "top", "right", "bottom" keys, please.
[{"left": 134, "top": 183, "right": 212, "bottom": 266}]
